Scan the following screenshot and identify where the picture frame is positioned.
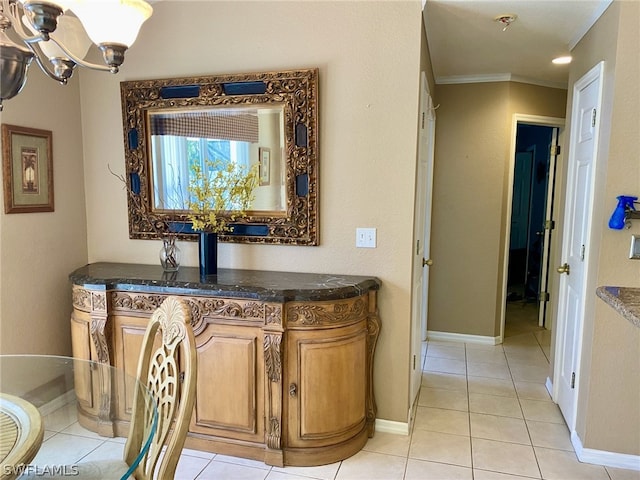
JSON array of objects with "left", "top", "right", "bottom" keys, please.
[
  {"left": 259, "top": 147, "right": 271, "bottom": 186},
  {"left": 2, "top": 124, "right": 54, "bottom": 213}
]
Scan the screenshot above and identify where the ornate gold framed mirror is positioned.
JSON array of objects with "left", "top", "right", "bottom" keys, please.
[{"left": 120, "top": 68, "right": 318, "bottom": 245}]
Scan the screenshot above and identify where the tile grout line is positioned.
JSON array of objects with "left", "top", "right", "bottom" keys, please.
[
  {"left": 507, "top": 332, "right": 545, "bottom": 479},
  {"left": 464, "top": 342, "right": 479, "bottom": 478}
]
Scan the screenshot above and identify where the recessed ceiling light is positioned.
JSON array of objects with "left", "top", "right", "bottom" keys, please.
[{"left": 553, "top": 56, "right": 572, "bottom": 65}]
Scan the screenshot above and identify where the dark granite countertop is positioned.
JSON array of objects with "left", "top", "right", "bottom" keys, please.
[
  {"left": 70, "top": 262, "right": 381, "bottom": 303},
  {"left": 596, "top": 286, "right": 640, "bottom": 328}
]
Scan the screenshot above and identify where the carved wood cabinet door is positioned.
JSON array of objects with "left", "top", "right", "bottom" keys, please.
[
  {"left": 111, "top": 314, "right": 155, "bottom": 420},
  {"left": 189, "top": 322, "right": 265, "bottom": 444},
  {"left": 284, "top": 299, "right": 368, "bottom": 463},
  {"left": 70, "top": 308, "right": 100, "bottom": 417}
]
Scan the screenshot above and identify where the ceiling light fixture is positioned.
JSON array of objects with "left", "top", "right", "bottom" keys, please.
[
  {"left": 552, "top": 56, "right": 572, "bottom": 65},
  {"left": 494, "top": 14, "right": 517, "bottom": 32},
  {"left": 0, "top": 0, "right": 153, "bottom": 111}
]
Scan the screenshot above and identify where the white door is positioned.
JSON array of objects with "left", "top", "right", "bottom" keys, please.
[
  {"left": 554, "top": 62, "right": 604, "bottom": 429},
  {"left": 410, "top": 72, "right": 436, "bottom": 412}
]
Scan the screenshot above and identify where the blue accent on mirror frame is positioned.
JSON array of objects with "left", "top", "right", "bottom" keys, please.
[
  {"left": 128, "top": 129, "right": 138, "bottom": 149},
  {"left": 130, "top": 173, "right": 141, "bottom": 195},
  {"left": 160, "top": 85, "right": 201, "bottom": 99},
  {"left": 222, "top": 82, "right": 267, "bottom": 95},
  {"left": 167, "top": 222, "right": 190, "bottom": 234},
  {"left": 230, "top": 224, "right": 269, "bottom": 236},
  {"left": 295, "top": 123, "right": 308, "bottom": 147},
  {"left": 296, "top": 174, "right": 309, "bottom": 197}
]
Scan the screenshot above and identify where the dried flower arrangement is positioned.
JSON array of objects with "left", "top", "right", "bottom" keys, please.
[{"left": 186, "top": 159, "right": 258, "bottom": 234}]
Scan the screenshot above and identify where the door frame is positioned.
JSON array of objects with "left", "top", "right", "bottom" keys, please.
[
  {"left": 499, "top": 114, "right": 565, "bottom": 343},
  {"left": 538, "top": 126, "right": 560, "bottom": 327}
]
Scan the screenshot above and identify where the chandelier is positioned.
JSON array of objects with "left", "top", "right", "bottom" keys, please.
[{"left": 0, "top": 0, "right": 153, "bottom": 111}]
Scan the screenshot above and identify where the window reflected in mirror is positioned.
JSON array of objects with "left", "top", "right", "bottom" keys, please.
[{"left": 148, "top": 105, "right": 286, "bottom": 214}]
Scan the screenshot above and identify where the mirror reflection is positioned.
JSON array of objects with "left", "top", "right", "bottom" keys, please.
[{"left": 149, "top": 105, "right": 286, "bottom": 214}]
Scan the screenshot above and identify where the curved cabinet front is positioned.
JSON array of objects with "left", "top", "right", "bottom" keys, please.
[{"left": 69, "top": 263, "right": 381, "bottom": 467}]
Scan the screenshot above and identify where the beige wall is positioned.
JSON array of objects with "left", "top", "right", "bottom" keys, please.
[
  {"left": 428, "top": 81, "right": 566, "bottom": 338},
  {"left": 586, "top": 302, "right": 640, "bottom": 455},
  {"left": 563, "top": 0, "right": 640, "bottom": 454},
  {"left": 76, "top": 1, "right": 424, "bottom": 423},
  {"left": 0, "top": 68, "right": 88, "bottom": 355}
]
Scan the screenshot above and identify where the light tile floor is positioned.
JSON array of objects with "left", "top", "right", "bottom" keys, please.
[{"left": 24, "top": 313, "right": 640, "bottom": 479}]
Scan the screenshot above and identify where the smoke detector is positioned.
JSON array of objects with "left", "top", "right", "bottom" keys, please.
[{"left": 495, "top": 14, "right": 517, "bottom": 31}]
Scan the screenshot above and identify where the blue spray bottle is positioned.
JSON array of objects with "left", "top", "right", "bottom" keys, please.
[{"left": 608, "top": 195, "right": 638, "bottom": 230}]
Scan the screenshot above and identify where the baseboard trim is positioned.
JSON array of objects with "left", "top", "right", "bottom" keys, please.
[
  {"left": 375, "top": 419, "right": 409, "bottom": 436},
  {"left": 571, "top": 430, "right": 640, "bottom": 471},
  {"left": 427, "top": 330, "right": 500, "bottom": 345},
  {"left": 37, "top": 390, "right": 76, "bottom": 417}
]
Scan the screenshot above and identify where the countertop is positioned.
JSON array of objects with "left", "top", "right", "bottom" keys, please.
[
  {"left": 596, "top": 286, "right": 640, "bottom": 328},
  {"left": 69, "top": 262, "right": 381, "bottom": 303}
]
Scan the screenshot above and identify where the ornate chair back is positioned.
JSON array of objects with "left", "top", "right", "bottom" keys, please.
[{"left": 123, "top": 296, "right": 197, "bottom": 480}]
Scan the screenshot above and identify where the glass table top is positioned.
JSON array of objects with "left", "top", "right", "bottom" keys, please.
[{"left": 0, "top": 355, "right": 157, "bottom": 480}]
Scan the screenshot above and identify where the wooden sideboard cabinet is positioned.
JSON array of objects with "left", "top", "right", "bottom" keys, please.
[{"left": 69, "top": 263, "right": 381, "bottom": 467}]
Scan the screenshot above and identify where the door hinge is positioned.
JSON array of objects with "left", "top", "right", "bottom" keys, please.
[
  {"left": 544, "top": 220, "right": 555, "bottom": 230},
  {"left": 550, "top": 145, "right": 561, "bottom": 156},
  {"left": 416, "top": 239, "right": 420, "bottom": 255},
  {"left": 571, "top": 372, "right": 576, "bottom": 389},
  {"left": 592, "top": 108, "right": 597, "bottom": 127},
  {"left": 538, "top": 291, "right": 550, "bottom": 302},
  {"left": 422, "top": 111, "right": 426, "bottom": 129},
  {"left": 580, "top": 244, "right": 586, "bottom": 261},
  {"left": 413, "top": 355, "right": 416, "bottom": 370}
]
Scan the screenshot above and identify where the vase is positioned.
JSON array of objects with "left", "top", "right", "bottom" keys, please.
[
  {"left": 159, "top": 236, "right": 181, "bottom": 272},
  {"left": 198, "top": 232, "right": 218, "bottom": 277}
]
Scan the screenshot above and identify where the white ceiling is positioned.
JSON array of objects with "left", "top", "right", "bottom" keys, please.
[{"left": 423, "top": 0, "right": 613, "bottom": 88}]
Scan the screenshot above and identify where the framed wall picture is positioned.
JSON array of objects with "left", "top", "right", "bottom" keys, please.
[
  {"left": 2, "top": 124, "right": 54, "bottom": 213},
  {"left": 259, "top": 147, "right": 270, "bottom": 186}
]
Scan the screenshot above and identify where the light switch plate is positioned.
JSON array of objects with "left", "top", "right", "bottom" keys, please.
[
  {"left": 356, "top": 228, "right": 376, "bottom": 248},
  {"left": 630, "top": 234, "right": 640, "bottom": 259}
]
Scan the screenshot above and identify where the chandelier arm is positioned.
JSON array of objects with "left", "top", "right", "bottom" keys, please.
[
  {"left": 4, "top": 0, "right": 34, "bottom": 38},
  {"left": 46, "top": 35, "right": 113, "bottom": 72},
  {"left": 5, "top": 3, "right": 111, "bottom": 74},
  {"left": 21, "top": 31, "right": 48, "bottom": 44},
  {"left": 21, "top": 37, "right": 70, "bottom": 83}
]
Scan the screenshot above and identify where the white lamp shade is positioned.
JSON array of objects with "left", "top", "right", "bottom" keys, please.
[
  {"left": 23, "top": 14, "right": 92, "bottom": 60},
  {"left": 70, "top": 0, "right": 152, "bottom": 47}
]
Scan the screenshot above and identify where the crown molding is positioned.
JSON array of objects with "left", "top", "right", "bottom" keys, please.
[
  {"left": 435, "top": 73, "right": 567, "bottom": 90},
  {"left": 568, "top": 0, "right": 613, "bottom": 50}
]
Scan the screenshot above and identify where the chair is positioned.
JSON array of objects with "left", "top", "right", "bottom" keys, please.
[
  {"left": 122, "top": 295, "right": 197, "bottom": 479},
  {"left": 24, "top": 296, "right": 197, "bottom": 480}
]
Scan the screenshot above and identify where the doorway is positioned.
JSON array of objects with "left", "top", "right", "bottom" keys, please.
[{"left": 505, "top": 121, "right": 561, "bottom": 338}]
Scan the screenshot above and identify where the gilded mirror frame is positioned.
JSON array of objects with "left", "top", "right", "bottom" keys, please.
[{"left": 120, "top": 68, "right": 319, "bottom": 245}]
